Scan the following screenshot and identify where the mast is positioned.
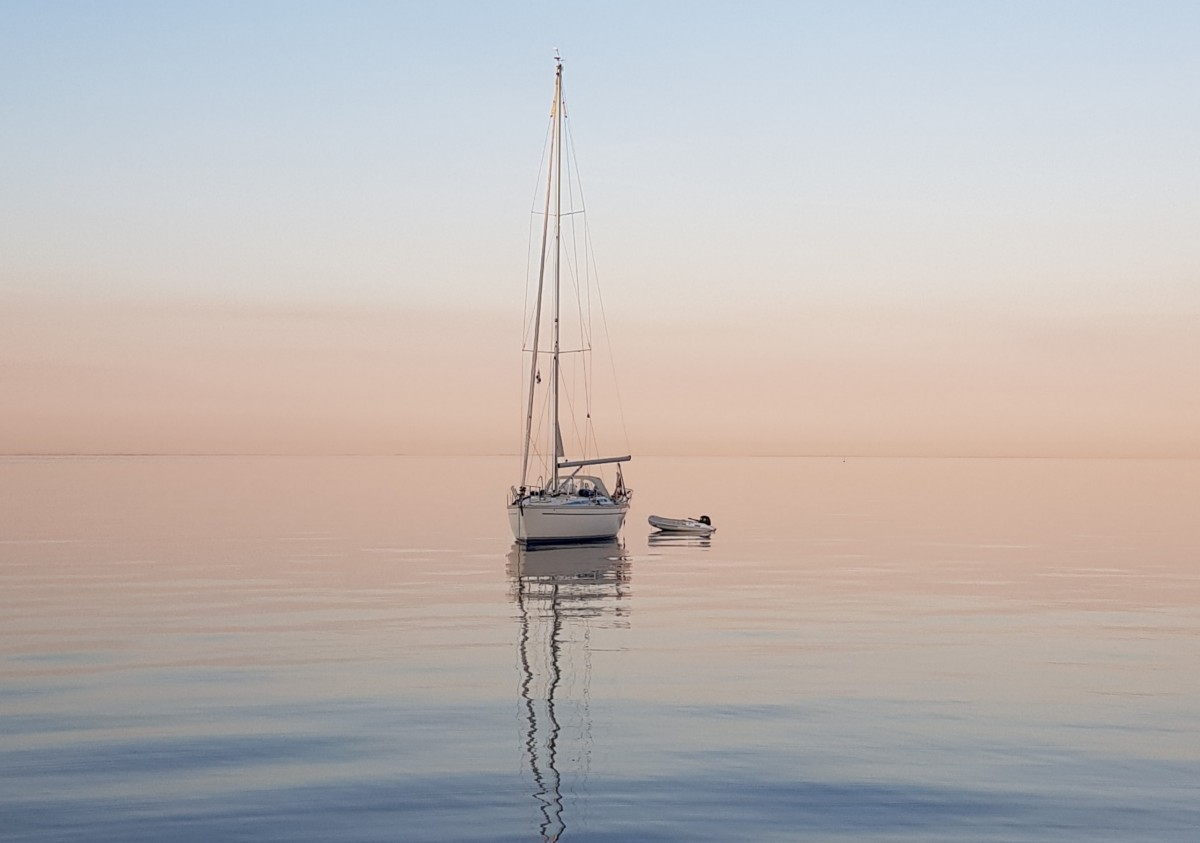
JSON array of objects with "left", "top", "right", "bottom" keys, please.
[
  {"left": 520, "top": 56, "right": 561, "bottom": 490},
  {"left": 551, "top": 53, "right": 563, "bottom": 491}
]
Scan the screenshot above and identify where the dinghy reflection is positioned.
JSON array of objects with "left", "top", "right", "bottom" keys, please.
[
  {"left": 507, "top": 541, "right": 631, "bottom": 842},
  {"left": 647, "top": 531, "right": 712, "bottom": 549}
]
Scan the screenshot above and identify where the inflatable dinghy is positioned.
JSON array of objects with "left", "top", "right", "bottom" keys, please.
[{"left": 648, "top": 514, "right": 715, "bottom": 536}]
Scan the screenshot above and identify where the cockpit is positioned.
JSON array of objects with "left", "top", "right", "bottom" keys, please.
[{"left": 551, "top": 474, "right": 611, "bottom": 499}]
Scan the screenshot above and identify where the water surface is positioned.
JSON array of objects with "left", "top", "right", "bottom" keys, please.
[{"left": 2, "top": 456, "right": 1197, "bottom": 841}]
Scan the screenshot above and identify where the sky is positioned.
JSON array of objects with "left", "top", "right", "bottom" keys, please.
[{"left": 3, "top": 1, "right": 1198, "bottom": 457}]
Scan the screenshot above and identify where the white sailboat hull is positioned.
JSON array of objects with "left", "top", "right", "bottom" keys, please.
[{"left": 509, "top": 499, "right": 630, "bottom": 544}]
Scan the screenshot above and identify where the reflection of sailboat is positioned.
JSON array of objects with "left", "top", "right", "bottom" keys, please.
[
  {"left": 507, "top": 53, "right": 632, "bottom": 545},
  {"left": 507, "top": 541, "right": 630, "bottom": 841}
]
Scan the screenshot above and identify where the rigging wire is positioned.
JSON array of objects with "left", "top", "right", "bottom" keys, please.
[
  {"left": 517, "top": 64, "right": 630, "bottom": 488},
  {"left": 519, "top": 113, "right": 557, "bottom": 454},
  {"left": 561, "top": 110, "right": 596, "bottom": 456},
  {"left": 562, "top": 107, "right": 632, "bottom": 458}
]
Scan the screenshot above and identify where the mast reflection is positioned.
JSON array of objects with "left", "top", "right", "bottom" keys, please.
[{"left": 507, "top": 540, "right": 631, "bottom": 842}]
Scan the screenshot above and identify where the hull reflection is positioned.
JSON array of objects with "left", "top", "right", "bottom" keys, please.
[{"left": 507, "top": 541, "right": 631, "bottom": 841}]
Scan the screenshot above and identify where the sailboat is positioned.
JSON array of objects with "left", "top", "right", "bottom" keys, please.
[{"left": 508, "top": 54, "right": 632, "bottom": 545}]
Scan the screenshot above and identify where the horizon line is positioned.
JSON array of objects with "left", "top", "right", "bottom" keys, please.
[{"left": 3, "top": 452, "right": 1196, "bottom": 461}]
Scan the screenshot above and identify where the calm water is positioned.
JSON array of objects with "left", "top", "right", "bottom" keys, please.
[{"left": 2, "top": 456, "right": 1198, "bottom": 842}]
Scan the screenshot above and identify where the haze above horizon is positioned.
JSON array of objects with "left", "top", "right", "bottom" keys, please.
[{"left": 3, "top": 3, "right": 1197, "bottom": 458}]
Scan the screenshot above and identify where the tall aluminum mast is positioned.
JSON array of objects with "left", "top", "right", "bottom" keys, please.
[{"left": 551, "top": 53, "right": 563, "bottom": 490}]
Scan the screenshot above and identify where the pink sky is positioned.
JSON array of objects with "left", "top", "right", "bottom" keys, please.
[{"left": 4, "top": 291, "right": 1196, "bottom": 457}]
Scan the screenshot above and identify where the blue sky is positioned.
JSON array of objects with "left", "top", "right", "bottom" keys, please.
[
  {"left": 7, "top": 1, "right": 1196, "bottom": 308},
  {"left": 3, "top": 2, "right": 1198, "bottom": 454}
]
